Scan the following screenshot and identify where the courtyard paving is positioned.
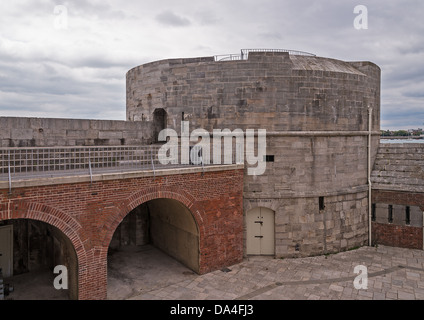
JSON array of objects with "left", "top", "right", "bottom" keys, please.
[
  {"left": 108, "top": 244, "right": 424, "bottom": 300},
  {"left": 5, "top": 244, "right": 424, "bottom": 300}
]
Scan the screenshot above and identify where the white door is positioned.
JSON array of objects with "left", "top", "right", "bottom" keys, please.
[
  {"left": 0, "top": 225, "right": 13, "bottom": 278},
  {"left": 246, "top": 207, "right": 275, "bottom": 255}
]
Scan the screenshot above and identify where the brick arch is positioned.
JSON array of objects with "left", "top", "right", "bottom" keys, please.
[
  {"left": 0, "top": 202, "right": 88, "bottom": 295},
  {"left": 102, "top": 186, "right": 204, "bottom": 249}
]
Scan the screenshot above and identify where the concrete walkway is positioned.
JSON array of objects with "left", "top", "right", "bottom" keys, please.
[{"left": 108, "top": 245, "right": 424, "bottom": 300}]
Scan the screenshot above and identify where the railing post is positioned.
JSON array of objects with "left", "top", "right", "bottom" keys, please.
[
  {"left": 150, "top": 146, "right": 156, "bottom": 179},
  {"left": 201, "top": 154, "right": 204, "bottom": 176},
  {"left": 8, "top": 151, "right": 12, "bottom": 194},
  {"left": 88, "top": 149, "right": 93, "bottom": 184}
]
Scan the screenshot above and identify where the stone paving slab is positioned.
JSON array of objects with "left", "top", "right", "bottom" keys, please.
[{"left": 127, "top": 245, "right": 424, "bottom": 300}]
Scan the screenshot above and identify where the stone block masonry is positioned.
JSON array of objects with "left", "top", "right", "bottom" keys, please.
[
  {"left": 0, "top": 117, "right": 155, "bottom": 147},
  {"left": 127, "top": 52, "right": 381, "bottom": 133},
  {"left": 127, "top": 50, "right": 381, "bottom": 258}
]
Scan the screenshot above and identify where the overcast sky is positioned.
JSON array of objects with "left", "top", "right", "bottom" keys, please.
[{"left": 0, "top": 0, "right": 423, "bottom": 130}]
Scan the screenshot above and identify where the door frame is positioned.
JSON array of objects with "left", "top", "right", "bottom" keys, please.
[
  {"left": 0, "top": 224, "right": 13, "bottom": 278},
  {"left": 246, "top": 207, "right": 275, "bottom": 256}
]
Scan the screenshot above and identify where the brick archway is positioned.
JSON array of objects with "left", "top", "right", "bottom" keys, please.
[
  {"left": 0, "top": 202, "right": 86, "bottom": 300},
  {"left": 0, "top": 167, "right": 244, "bottom": 299},
  {"left": 102, "top": 186, "right": 204, "bottom": 250},
  {"left": 100, "top": 185, "right": 207, "bottom": 282}
]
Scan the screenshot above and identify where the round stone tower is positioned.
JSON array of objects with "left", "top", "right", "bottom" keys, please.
[{"left": 126, "top": 49, "right": 381, "bottom": 258}]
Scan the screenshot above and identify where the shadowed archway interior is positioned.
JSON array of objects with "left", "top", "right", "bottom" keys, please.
[
  {"left": 109, "top": 198, "right": 199, "bottom": 273},
  {"left": 0, "top": 219, "right": 78, "bottom": 300}
]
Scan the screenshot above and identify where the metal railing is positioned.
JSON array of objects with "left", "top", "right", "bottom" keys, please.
[
  {"left": 214, "top": 53, "right": 244, "bottom": 62},
  {"left": 214, "top": 48, "right": 316, "bottom": 61},
  {"left": 0, "top": 145, "right": 241, "bottom": 191},
  {"left": 0, "top": 146, "right": 159, "bottom": 186}
]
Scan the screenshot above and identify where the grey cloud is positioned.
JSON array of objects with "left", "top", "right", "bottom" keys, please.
[
  {"left": 0, "top": 0, "right": 423, "bottom": 128},
  {"left": 67, "top": 55, "right": 135, "bottom": 70},
  {"left": 403, "top": 91, "right": 424, "bottom": 99},
  {"left": 155, "top": 10, "right": 191, "bottom": 27},
  {"left": 256, "top": 32, "right": 283, "bottom": 40},
  {"left": 0, "top": 65, "right": 87, "bottom": 96},
  {"left": 384, "top": 60, "right": 424, "bottom": 84},
  {"left": 194, "top": 10, "right": 220, "bottom": 26},
  {"left": 59, "top": 0, "right": 129, "bottom": 20}
]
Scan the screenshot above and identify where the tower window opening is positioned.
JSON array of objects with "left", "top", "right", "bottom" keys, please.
[
  {"left": 372, "top": 203, "right": 376, "bottom": 222},
  {"left": 406, "top": 206, "right": 411, "bottom": 225},
  {"left": 319, "top": 197, "right": 325, "bottom": 211},
  {"left": 264, "top": 155, "right": 274, "bottom": 162},
  {"left": 388, "top": 205, "right": 393, "bottom": 223}
]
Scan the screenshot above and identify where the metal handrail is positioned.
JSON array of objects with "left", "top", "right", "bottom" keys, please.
[
  {"left": 241, "top": 48, "right": 316, "bottom": 57},
  {"left": 214, "top": 54, "right": 244, "bottom": 62},
  {"left": 0, "top": 146, "right": 165, "bottom": 180},
  {"left": 88, "top": 149, "right": 93, "bottom": 184},
  {"left": 150, "top": 146, "right": 156, "bottom": 179},
  {"left": 0, "top": 145, "right": 241, "bottom": 187},
  {"left": 214, "top": 48, "right": 316, "bottom": 62},
  {"left": 7, "top": 151, "right": 11, "bottom": 193}
]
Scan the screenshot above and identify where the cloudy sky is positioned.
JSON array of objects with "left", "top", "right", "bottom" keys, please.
[{"left": 0, "top": 0, "right": 423, "bottom": 130}]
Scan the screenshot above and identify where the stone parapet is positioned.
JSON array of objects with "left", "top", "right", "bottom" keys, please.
[{"left": 0, "top": 117, "right": 154, "bottom": 147}]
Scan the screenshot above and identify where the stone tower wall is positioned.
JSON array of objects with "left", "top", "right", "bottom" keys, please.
[
  {"left": 127, "top": 50, "right": 381, "bottom": 257},
  {"left": 126, "top": 52, "right": 380, "bottom": 133}
]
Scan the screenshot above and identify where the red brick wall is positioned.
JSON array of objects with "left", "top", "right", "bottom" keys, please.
[
  {"left": 372, "top": 222, "right": 423, "bottom": 250},
  {"left": 0, "top": 169, "right": 244, "bottom": 300},
  {"left": 372, "top": 190, "right": 424, "bottom": 250},
  {"left": 372, "top": 190, "right": 424, "bottom": 211}
]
